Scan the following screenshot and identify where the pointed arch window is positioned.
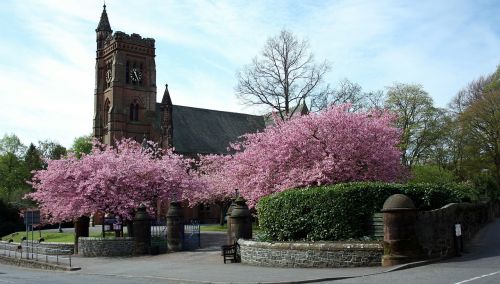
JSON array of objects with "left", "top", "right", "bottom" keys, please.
[
  {"left": 103, "top": 98, "right": 110, "bottom": 126},
  {"left": 130, "top": 100, "right": 139, "bottom": 121}
]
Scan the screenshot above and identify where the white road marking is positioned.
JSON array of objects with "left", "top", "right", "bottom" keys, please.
[
  {"left": 455, "top": 270, "right": 500, "bottom": 284},
  {"left": 0, "top": 278, "right": 15, "bottom": 283}
]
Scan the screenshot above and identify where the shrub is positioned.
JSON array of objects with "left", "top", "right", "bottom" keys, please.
[
  {"left": 257, "top": 182, "right": 474, "bottom": 242},
  {"left": 473, "top": 172, "right": 499, "bottom": 200},
  {"left": 0, "top": 200, "right": 24, "bottom": 238}
]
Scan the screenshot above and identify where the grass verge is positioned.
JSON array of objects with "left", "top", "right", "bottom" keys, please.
[{"left": 1, "top": 231, "right": 107, "bottom": 243}]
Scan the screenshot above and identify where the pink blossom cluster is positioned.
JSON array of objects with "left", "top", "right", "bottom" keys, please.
[
  {"left": 27, "top": 139, "right": 202, "bottom": 223},
  {"left": 198, "top": 105, "right": 406, "bottom": 207}
]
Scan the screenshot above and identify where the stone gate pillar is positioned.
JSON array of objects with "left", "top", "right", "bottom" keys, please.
[
  {"left": 133, "top": 204, "right": 151, "bottom": 254},
  {"left": 226, "top": 198, "right": 236, "bottom": 245},
  {"left": 229, "top": 197, "right": 252, "bottom": 244},
  {"left": 381, "top": 194, "right": 422, "bottom": 266},
  {"left": 74, "top": 216, "right": 90, "bottom": 254},
  {"left": 166, "top": 201, "right": 184, "bottom": 252}
]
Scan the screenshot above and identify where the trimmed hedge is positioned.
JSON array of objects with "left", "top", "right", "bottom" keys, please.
[{"left": 257, "top": 182, "right": 474, "bottom": 242}]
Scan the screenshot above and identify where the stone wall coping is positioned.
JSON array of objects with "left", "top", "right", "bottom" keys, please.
[
  {"left": 78, "top": 237, "right": 134, "bottom": 241},
  {"left": 21, "top": 241, "right": 73, "bottom": 245},
  {"left": 423, "top": 202, "right": 487, "bottom": 213},
  {"left": 0, "top": 240, "right": 72, "bottom": 246},
  {"left": 238, "top": 239, "right": 382, "bottom": 251}
]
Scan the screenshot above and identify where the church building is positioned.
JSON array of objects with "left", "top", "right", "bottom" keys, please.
[
  {"left": 92, "top": 5, "right": 265, "bottom": 157},
  {"left": 92, "top": 5, "right": 265, "bottom": 223}
]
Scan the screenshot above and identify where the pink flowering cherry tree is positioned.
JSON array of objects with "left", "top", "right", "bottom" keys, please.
[
  {"left": 28, "top": 139, "right": 202, "bottom": 223},
  {"left": 185, "top": 154, "right": 237, "bottom": 225},
  {"left": 199, "top": 105, "right": 406, "bottom": 207}
]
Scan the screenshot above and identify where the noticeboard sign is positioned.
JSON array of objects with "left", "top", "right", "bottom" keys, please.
[
  {"left": 103, "top": 216, "right": 122, "bottom": 232},
  {"left": 24, "top": 210, "right": 41, "bottom": 225},
  {"left": 455, "top": 224, "right": 462, "bottom": 237}
]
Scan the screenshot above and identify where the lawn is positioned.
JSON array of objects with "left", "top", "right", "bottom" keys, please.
[
  {"left": 1, "top": 231, "right": 106, "bottom": 243},
  {"left": 201, "top": 223, "right": 261, "bottom": 232},
  {"left": 2, "top": 223, "right": 260, "bottom": 242}
]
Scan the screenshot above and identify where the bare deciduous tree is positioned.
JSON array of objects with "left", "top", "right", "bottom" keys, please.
[
  {"left": 236, "top": 29, "right": 330, "bottom": 120},
  {"left": 311, "top": 78, "right": 386, "bottom": 111}
]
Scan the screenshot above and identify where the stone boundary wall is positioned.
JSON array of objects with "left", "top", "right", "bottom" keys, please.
[
  {"left": 0, "top": 241, "right": 73, "bottom": 255},
  {"left": 0, "top": 255, "right": 80, "bottom": 271},
  {"left": 238, "top": 239, "right": 383, "bottom": 268},
  {"left": 416, "top": 201, "right": 498, "bottom": 258},
  {"left": 22, "top": 241, "right": 74, "bottom": 255},
  {"left": 78, "top": 237, "right": 135, "bottom": 257}
]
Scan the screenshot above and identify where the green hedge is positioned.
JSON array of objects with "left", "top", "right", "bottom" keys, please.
[{"left": 257, "top": 182, "right": 474, "bottom": 242}]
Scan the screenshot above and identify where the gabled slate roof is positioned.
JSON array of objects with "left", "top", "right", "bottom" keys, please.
[{"left": 170, "top": 105, "right": 265, "bottom": 155}]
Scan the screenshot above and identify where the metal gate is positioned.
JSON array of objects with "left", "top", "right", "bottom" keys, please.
[
  {"left": 151, "top": 218, "right": 167, "bottom": 253},
  {"left": 150, "top": 219, "right": 200, "bottom": 253},
  {"left": 183, "top": 219, "right": 201, "bottom": 250}
]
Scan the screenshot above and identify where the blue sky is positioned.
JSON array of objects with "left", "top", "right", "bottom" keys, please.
[{"left": 0, "top": 0, "right": 499, "bottom": 148}]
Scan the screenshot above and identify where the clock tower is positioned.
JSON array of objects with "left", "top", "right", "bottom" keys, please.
[{"left": 93, "top": 4, "right": 158, "bottom": 145}]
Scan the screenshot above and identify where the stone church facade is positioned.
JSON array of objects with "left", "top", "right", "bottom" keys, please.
[
  {"left": 92, "top": 5, "right": 265, "bottom": 158},
  {"left": 92, "top": 5, "right": 265, "bottom": 223}
]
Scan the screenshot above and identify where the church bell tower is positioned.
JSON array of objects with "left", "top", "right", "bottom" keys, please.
[{"left": 93, "top": 4, "right": 157, "bottom": 145}]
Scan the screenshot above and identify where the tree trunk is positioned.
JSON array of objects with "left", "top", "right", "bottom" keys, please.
[{"left": 218, "top": 201, "right": 229, "bottom": 226}]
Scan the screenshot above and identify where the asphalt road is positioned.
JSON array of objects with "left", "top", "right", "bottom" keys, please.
[
  {"left": 0, "top": 266, "right": 175, "bottom": 284},
  {"left": 334, "top": 218, "right": 500, "bottom": 284}
]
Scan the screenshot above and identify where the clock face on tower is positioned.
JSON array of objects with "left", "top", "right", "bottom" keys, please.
[
  {"left": 105, "top": 69, "right": 112, "bottom": 83},
  {"left": 129, "top": 68, "right": 142, "bottom": 82}
]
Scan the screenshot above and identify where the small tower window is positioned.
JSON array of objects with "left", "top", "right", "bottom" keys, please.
[
  {"left": 105, "top": 62, "right": 112, "bottom": 89},
  {"left": 126, "top": 61, "right": 130, "bottom": 84},
  {"left": 130, "top": 100, "right": 139, "bottom": 121}
]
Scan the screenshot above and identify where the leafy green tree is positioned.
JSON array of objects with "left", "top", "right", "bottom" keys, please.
[
  {"left": 459, "top": 84, "right": 500, "bottom": 184},
  {"left": 446, "top": 65, "right": 500, "bottom": 186},
  {"left": 70, "top": 134, "right": 93, "bottom": 158},
  {"left": 409, "top": 165, "right": 457, "bottom": 184},
  {"left": 385, "top": 83, "right": 444, "bottom": 167},
  {"left": 0, "top": 134, "right": 27, "bottom": 157},
  {"left": 25, "top": 143, "right": 44, "bottom": 172},
  {"left": 38, "top": 140, "right": 67, "bottom": 160},
  {"left": 0, "top": 135, "right": 29, "bottom": 202}
]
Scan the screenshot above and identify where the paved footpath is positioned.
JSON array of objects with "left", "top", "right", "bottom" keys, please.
[
  {"left": 72, "top": 251, "right": 384, "bottom": 283},
  {"left": 71, "top": 231, "right": 385, "bottom": 283}
]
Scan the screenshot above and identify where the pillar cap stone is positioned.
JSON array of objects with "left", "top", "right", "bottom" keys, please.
[
  {"left": 134, "top": 204, "right": 150, "bottom": 220},
  {"left": 381, "top": 194, "right": 416, "bottom": 212},
  {"left": 166, "top": 201, "right": 183, "bottom": 217},
  {"left": 231, "top": 196, "right": 251, "bottom": 218}
]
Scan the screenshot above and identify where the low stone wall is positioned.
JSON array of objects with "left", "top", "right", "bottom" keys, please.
[
  {"left": 416, "top": 202, "right": 493, "bottom": 258},
  {"left": 238, "top": 239, "right": 383, "bottom": 268},
  {"left": 78, "top": 237, "right": 135, "bottom": 257},
  {"left": 22, "top": 241, "right": 74, "bottom": 255},
  {"left": 0, "top": 241, "right": 73, "bottom": 255}
]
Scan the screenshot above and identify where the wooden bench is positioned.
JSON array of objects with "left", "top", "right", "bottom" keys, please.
[{"left": 221, "top": 243, "right": 239, "bottom": 263}]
